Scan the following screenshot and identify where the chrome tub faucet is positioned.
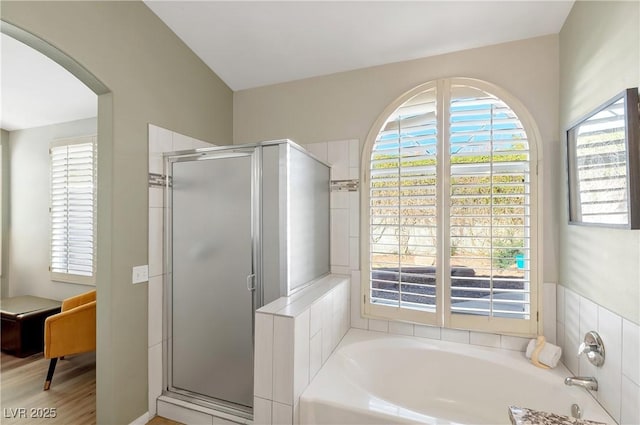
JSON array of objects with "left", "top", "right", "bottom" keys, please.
[{"left": 564, "top": 376, "right": 598, "bottom": 391}]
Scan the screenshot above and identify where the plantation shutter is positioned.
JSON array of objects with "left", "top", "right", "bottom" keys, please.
[
  {"left": 369, "top": 88, "right": 439, "bottom": 317},
  {"left": 448, "top": 84, "right": 531, "bottom": 320},
  {"left": 366, "top": 79, "right": 537, "bottom": 333},
  {"left": 50, "top": 136, "right": 97, "bottom": 284}
]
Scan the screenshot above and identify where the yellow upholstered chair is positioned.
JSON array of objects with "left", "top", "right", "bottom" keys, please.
[{"left": 43, "top": 289, "right": 96, "bottom": 390}]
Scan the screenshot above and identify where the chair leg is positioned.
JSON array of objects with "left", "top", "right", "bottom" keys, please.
[{"left": 43, "top": 358, "right": 58, "bottom": 391}]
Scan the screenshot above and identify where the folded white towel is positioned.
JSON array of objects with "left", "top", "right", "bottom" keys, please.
[{"left": 525, "top": 337, "right": 562, "bottom": 368}]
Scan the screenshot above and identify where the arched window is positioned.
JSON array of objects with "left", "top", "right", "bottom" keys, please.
[{"left": 363, "top": 78, "right": 541, "bottom": 335}]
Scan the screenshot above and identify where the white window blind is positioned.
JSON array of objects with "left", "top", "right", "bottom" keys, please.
[
  {"left": 50, "top": 136, "right": 97, "bottom": 284},
  {"left": 448, "top": 85, "right": 530, "bottom": 321},
  {"left": 370, "top": 88, "right": 438, "bottom": 314},
  {"left": 366, "top": 79, "right": 537, "bottom": 334}
]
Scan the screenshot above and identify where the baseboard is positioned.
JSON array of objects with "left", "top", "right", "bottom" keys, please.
[{"left": 129, "top": 411, "right": 150, "bottom": 425}]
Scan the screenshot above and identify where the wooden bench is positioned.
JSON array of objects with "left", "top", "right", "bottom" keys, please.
[{"left": 1, "top": 296, "right": 62, "bottom": 357}]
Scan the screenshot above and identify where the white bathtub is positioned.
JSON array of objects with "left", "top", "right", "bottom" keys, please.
[{"left": 300, "top": 329, "right": 614, "bottom": 425}]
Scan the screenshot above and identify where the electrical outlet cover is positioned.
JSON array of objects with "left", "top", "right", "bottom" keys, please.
[{"left": 132, "top": 265, "right": 149, "bottom": 284}]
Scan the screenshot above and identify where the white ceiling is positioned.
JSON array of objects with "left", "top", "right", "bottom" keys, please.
[
  {"left": 1, "top": 1, "right": 574, "bottom": 131},
  {"left": 1, "top": 33, "right": 97, "bottom": 132},
  {"left": 145, "top": 0, "right": 575, "bottom": 91}
]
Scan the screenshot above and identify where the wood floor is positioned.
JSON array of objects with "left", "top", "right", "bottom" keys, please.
[{"left": 0, "top": 351, "right": 96, "bottom": 425}]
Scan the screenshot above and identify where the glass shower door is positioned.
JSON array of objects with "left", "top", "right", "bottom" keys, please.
[{"left": 169, "top": 150, "right": 256, "bottom": 410}]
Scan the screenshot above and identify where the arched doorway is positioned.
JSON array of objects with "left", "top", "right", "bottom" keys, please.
[{"left": 1, "top": 19, "right": 112, "bottom": 425}]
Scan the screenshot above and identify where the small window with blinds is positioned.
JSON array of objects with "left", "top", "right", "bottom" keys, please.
[
  {"left": 50, "top": 136, "right": 97, "bottom": 285},
  {"left": 365, "top": 79, "right": 539, "bottom": 335}
]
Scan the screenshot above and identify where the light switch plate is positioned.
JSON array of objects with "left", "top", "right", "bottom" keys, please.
[{"left": 132, "top": 265, "right": 149, "bottom": 284}]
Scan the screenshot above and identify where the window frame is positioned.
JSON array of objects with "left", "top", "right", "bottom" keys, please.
[
  {"left": 361, "top": 78, "right": 542, "bottom": 336},
  {"left": 50, "top": 135, "right": 97, "bottom": 285}
]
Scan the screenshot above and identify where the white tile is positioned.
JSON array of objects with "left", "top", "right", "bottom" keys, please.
[
  {"left": 273, "top": 316, "right": 294, "bottom": 405},
  {"left": 348, "top": 192, "right": 359, "bottom": 238},
  {"left": 309, "top": 332, "right": 322, "bottom": 381},
  {"left": 192, "top": 139, "right": 212, "bottom": 149},
  {"left": 368, "top": 319, "right": 389, "bottom": 333},
  {"left": 623, "top": 319, "right": 640, "bottom": 385},
  {"left": 148, "top": 275, "right": 163, "bottom": 347},
  {"left": 348, "top": 139, "right": 360, "bottom": 168},
  {"left": 330, "top": 209, "right": 350, "bottom": 267},
  {"left": 349, "top": 237, "right": 359, "bottom": 271},
  {"left": 389, "top": 321, "right": 414, "bottom": 336},
  {"left": 293, "top": 401, "right": 300, "bottom": 425},
  {"left": 556, "top": 285, "right": 565, "bottom": 325},
  {"left": 148, "top": 207, "right": 163, "bottom": 277},
  {"left": 543, "top": 283, "right": 557, "bottom": 344},
  {"left": 149, "top": 154, "right": 164, "bottom": 174},
  {"left": 564, "top": 288, "right": 580, "bottom": 343},
  {"left": 327, "top": 140, "right": 349, "bottom": 180},
  {"left": 148, "top": 343, "right": 162, "bottom": 416},
  {"left": 157, "top": 400, "right": 213, "bottom": 425},
  {"left": 337, "top": 280, "right": 350, "bottom": 341},
  {"left": 470, "top": 332, "right": 501, "bottom": 348},
  {"left": 321, "top": 293, "right": 335, "bottom": 364},
  {"left": 350, "top": 271, "right": 368, "bottom": 330},
  {"left": 621, "top": 375, "right": 640, "bottom": 425},
  {"left": 579, "top": 297, "right": 598, "bottom": 377},
  {"left": 414, "top": 325, "right": 441, "bottom": 340},
  {"left": 211, "top": 415, "right": 239, "bottom": 425},
  {"left": 254, "top": 313, "right": 274, "bottom": 400},
  {"left": 148, "top": 123, "right": 159, "bottom": 149},
  {"left": 149, "top": 187, "right": 163, "bottom": 208},
  {"left": 563, "top": 289, "right": 580, "bottom": 374},
  {"left": 309, "top": 300, "right": 322, "bottom": 338},
  {"left": 596, "top": 306, "right": 622, "bottom": 423},
  {"left": 173, "top": 132, "right": 194, "bottom": 151},
  {"left": 330, "top": 191, "right": 349, "bottom": 209},
  {"left": 580, "top": 296, "right": 598, "bottom": 336},
  {"left": 501, "top": 335, "right": 530, "bottom": 352},
  {"left": 305, "top": 142, "right": 328, "bottom": 163},
  {"left": 293, "top": 310, "right": 310, "bottom": 401},
  {"left": 556, "top": 322, "right": 565, "bottom": 356},
  {"left": 330, "top": 265, "right": 350, "bottom": 275},
  {"left": 253, "top": 397, "right": 272, "bottom": 425},
  {"left": 272, "top": 402, "right": 293, "bottom": 425},
  {"left": 150, "top": 125, "right": 173, "bottom": 155},
  {"left": 331, "top": 288, "right": 344, "bottom": 351},
  {"left": 157, "top": 126, "right": 173, "bottom": 153},
  {"left": 441, "top": 328, "right": 470, "bottom": 344}
]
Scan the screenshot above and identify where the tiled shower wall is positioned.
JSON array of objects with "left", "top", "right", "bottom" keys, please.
[
  {"left": 556, "top": 285, "right": 640, "bottom": 425},
  {"left": 253, "top": 275, "right": 350, "bottom": 425},
  {"left": 147, "top": 124, "right": 214, "bottom": 417}
]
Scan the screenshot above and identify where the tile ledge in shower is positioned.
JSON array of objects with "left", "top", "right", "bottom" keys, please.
[{"left": 257, "top": 273, "right": 350, "bottom": 318}]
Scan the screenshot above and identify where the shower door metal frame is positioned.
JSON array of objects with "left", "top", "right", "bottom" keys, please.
[{"left": 162, "top": 146, "right": 262, "bottom": 418}]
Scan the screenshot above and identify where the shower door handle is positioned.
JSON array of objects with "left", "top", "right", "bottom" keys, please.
[{"left": 246, "top": 274, "right": 256, "bottom": 292}]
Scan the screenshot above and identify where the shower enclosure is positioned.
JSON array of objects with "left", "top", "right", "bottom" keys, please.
[{"left": 163, "top": 140, "right": 330, "bottom": 417}]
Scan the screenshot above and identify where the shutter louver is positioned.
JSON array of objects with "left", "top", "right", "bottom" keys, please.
[
  {"left": 50, "top": 138, "right": 96, "bottom": 282},
  {"left": 370, "top": 89, "right": 438, "bottom": 312},
  {"left": 449, "top": 85, "right": 530, "bottom": 319}
]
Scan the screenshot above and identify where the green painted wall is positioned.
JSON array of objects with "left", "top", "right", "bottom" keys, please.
[
  {"left": 1, "top": 1, "right": 233, "bottom": 423},
  {"left": 1, "top": 129, "right": 9, "bottom": 298},
  {"left": 559, "top": 0, "right": 640, "bottom": 324}
]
